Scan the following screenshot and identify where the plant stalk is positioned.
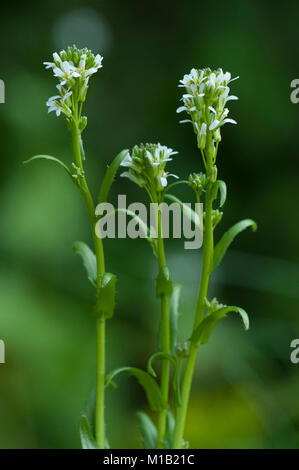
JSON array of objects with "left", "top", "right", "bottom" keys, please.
[
  {"left": 71, "top": 122, "right": 106, "bottom": 449},
  {"left": 156, "top": 205, "right": 170, "bottom": 447},
  {"left": 172, "top": 145, "right": 214, "bottom": 449}
]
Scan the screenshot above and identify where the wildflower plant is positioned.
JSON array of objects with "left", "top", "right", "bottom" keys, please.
[
  {"left": 25, "top": 46, "right": 128, "bottom": 449},
  {"left": 119, "top": 67, "right": 256, "bottom": 449},
  {"left": 25, "top": 48, "right": 256, "bottom": 449}
]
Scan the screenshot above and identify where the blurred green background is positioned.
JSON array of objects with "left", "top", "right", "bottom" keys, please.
[{"left": 1, "top": 0, "right": 299, "bottom": 449}]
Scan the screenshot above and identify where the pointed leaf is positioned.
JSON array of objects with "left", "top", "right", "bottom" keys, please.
[
  {"left": 98, "top": 149, "right": 129, "bottom": 204},
  {"left": 105, "top": 367, "right": 167, "bottom": 411},
  {"left": 190, "top": 305, "right": 250, "bottom": 345},
  {"left": 83, "top": 391, "right": 110, "bottom": 449},
  {"left": 162, "top": 411, "right": 176, "bottom": 449},
  {"left": 213, "top": 219, "right": 257, "bottom": 270},
  {"left": 136, "top": 412, "right": 157, "bottom": 449},
  {"left": 169, "top": 284, "right": 182, "bottom": 350},
  {"left": 73, "top": 241, "right": 97, "bottom": 287},
  {"left": 23, "top": 155, "right": 72, "bottom": 177},
  {"left": 79, "top": 415, "right": 99, "bottom": 449}
]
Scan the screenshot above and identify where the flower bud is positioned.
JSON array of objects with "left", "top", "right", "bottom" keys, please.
[{"left": 120, "top": 143, "right": 178, "bottom": 194}]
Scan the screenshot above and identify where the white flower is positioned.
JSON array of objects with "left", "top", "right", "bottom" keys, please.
[
  {"left": 53, "top": 61, "right": 78, "bottom": 85},
  {"left": 46, "top": 96, "right": 62, "bottom": 116},
  {"left": 177, "top": 67, "right": 239, "bottom": 154},
  {"left": 46, "top": 88, "right": 72, "bottom": 118},
  {"left": 44, "top": 46, "right": 104, "bottom": 119},
  {"left": 120, "top": 143, "right": 178, "bottom": 193}
]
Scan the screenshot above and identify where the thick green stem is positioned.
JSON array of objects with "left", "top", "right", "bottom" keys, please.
[
  {"left": 172, "top": 148, "right": 214, "bottom": 449},
  {"left": 95, "top": 318, "right": 105, "bottom": 448},
  {"left": 156, "top": 205, "right": 171, "bottom": 447},
  {"left": 71, "top": 123, "right": 106, "bottom": 449}
]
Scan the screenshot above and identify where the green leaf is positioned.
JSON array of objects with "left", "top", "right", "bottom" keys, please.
[
  {"left": 216, "top": 180, "right": 227, "bottom": 207},
  {"left": 72, "top": 241, "right": 97, "bottom": 287},
  {"left": 83, "top": 391, "right": 110, "bottom": 449},
  {"left": 79, "top": 415, "right": 99, "bottom": 449},
  {"left": 190, "top": 305, "right": 250, "bottom": 345},
  {"left": 169, "top": 284, "right": 182, "bottom": 350},
  {"left": 164, "top": 194, "right": 200, "bottom": 228},
  {"left": 147, "top": 352, "right": 181, "bottom": 407},
  {"left": 23, "top": 154, "right": 72, "bottom": 177},
  {"left": 213, "top": 219, "right": 257, "bottom": 270},
  {"left": 94, "top": 273, "right": 117, "bottom": 319},
  {"left": 98, "top": 149, "right": 128, "bottom": 204},
  {"left": 136, "top": 412, "right": 157, "bottom": 449},
  {"left": 105, "top": 367, "right": 167, "bottom": 411},
  {"left": 156, "top": 266, "right": 173, "bottom": 298},
  {"left": 162, "top": 411, "right": 176, "bottom": 449}
]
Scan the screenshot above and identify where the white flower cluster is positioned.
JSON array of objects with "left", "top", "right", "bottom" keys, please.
[
  {"left": 44, "top": 46, "right": 103, "bottom": 118},
  {"left": 120, "top": 143, "right": 178, "bottom": 193},
  {"left": 177, "top": 68, "right": 238, "bottom": 151}
]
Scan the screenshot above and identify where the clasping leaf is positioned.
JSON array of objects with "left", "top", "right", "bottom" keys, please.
[
  {"left": 156, "top": 266, "right": 173, "bottom": 298},
  {"left": 190, "top": 305, "right": 250, "bottom": 345},
  {"left": 79, "top": 415, "right": 99, "bottom": 449},
  {"left": 94, "top": 272, "right": 117, "bottom": 319}
]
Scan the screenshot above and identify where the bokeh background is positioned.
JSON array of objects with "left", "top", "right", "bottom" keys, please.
[{"left": 0, "top": 0, "right": 299, "bottom": 449}]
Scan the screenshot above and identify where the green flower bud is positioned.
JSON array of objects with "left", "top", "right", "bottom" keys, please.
[
  {"left": 79, "top": 116, "right": 88, "bottom": 132},
  {"left": 188, "top": 172, "right": 207, "bottom": 196},
  {"left": 120, "top": 143, "right": 178, "bottom": 194}
]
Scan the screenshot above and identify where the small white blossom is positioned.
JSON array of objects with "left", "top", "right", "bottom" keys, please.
[
  {"left": 46, "top": 87, "right": 72, "bottom": 118},
  {"left": 177, "top": 67, "right": 239, "bottom": 156},
  {"left": 44, "top": 45, "right": 104, "bottom": 120}
]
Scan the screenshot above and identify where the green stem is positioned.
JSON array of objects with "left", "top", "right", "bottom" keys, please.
[
  {"left": 172, "top": 156, "right": 214, "bottom": 449},
  {"left": 71, "top": 122, "right": 106, "bottom": 449},
  {"left": 156, "top": 205, "right": 171, "bottom": 448},
  {"left": 96, "top": 317, "right": 105, "bottom": 448}
]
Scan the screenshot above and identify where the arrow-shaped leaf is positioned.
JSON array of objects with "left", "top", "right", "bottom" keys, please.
[
  {"left": 79, "top": 415, "right": 99, "bottom": 449},
  {"left": 213, "top": 219, "right": 257, "bottom": 270},
  {"left": 190, "top": 305, "right": 250, "bottom": 345}
]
